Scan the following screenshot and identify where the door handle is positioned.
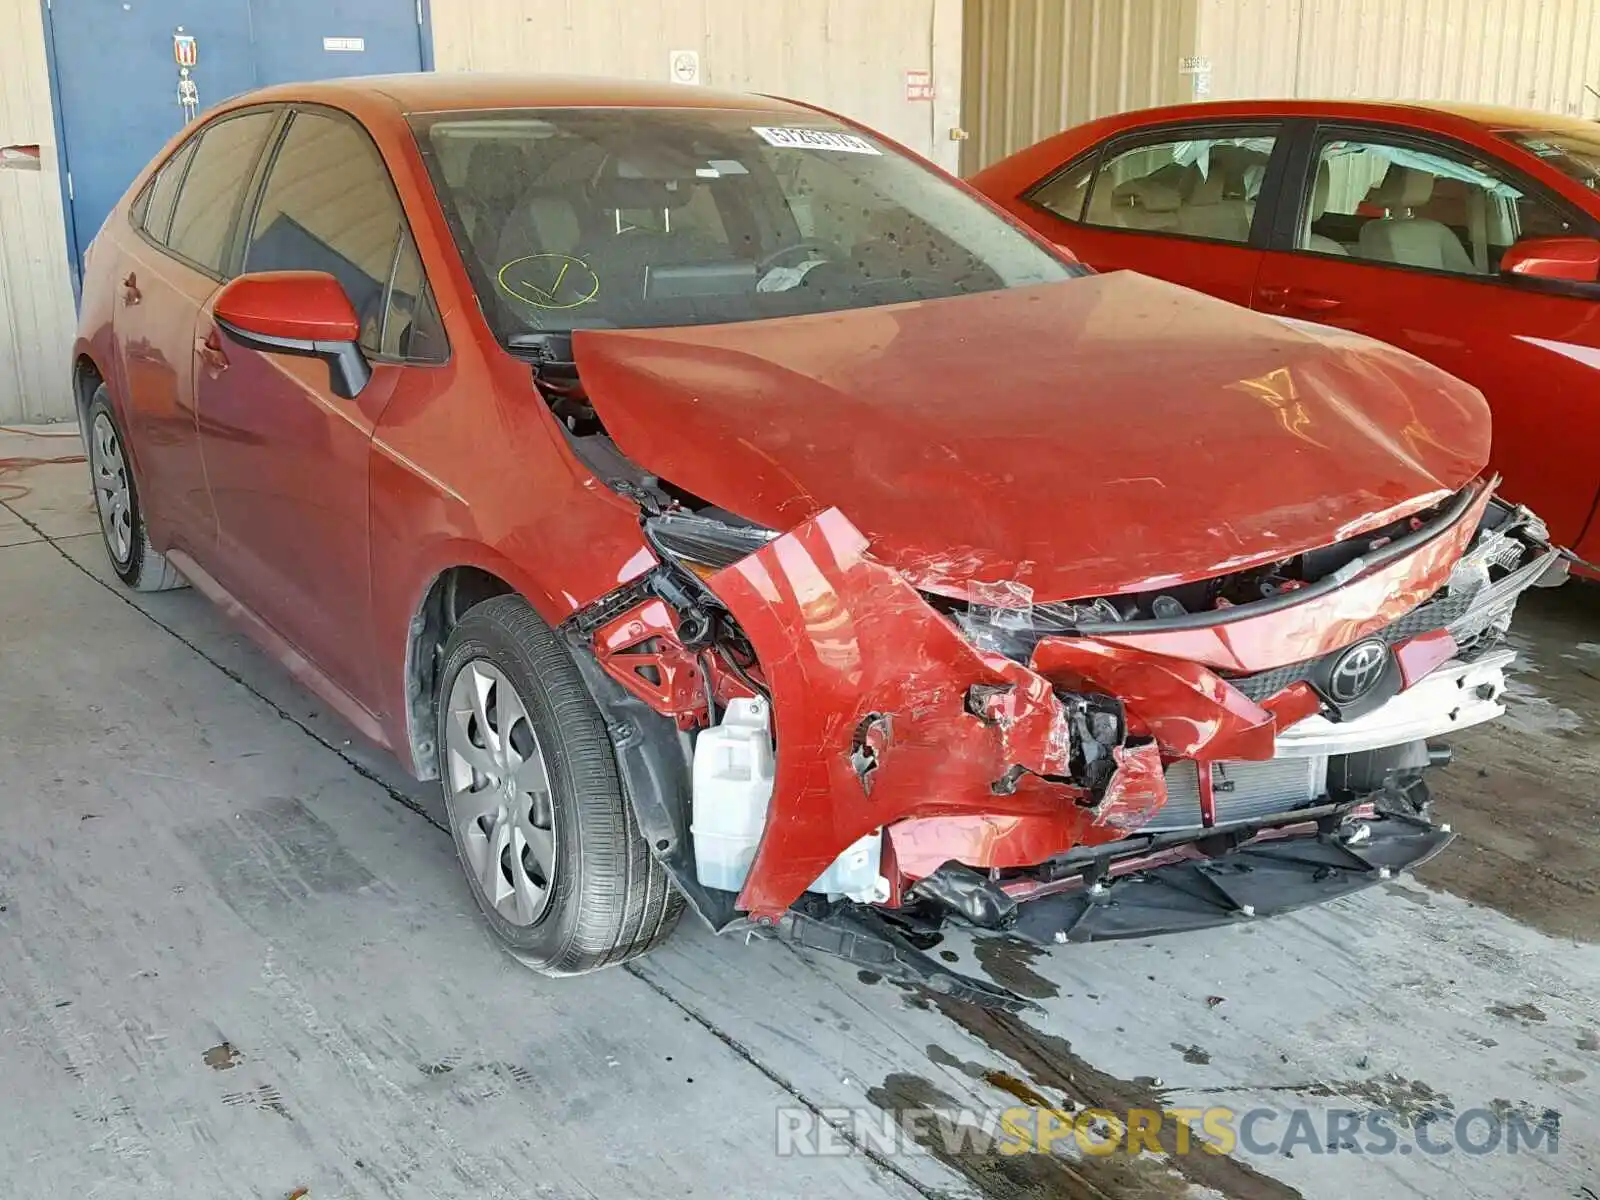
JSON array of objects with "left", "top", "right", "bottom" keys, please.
[
  {"left": 120, "top": 272, "right": 141, "bottom": 306},
  {"left": 1258, "top": 285, "right": 1340, "bottom": 313},
  {"left": 1287, "top": 292, "right": 1341, "bottom": 312},
  {"left": 196, "top": 329, "right": 229, "bottom": 375}
]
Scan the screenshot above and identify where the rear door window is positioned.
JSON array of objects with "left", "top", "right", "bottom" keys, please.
[
  {"left": 139, "top": 139, "right": 198, "bottom": 244},
  {"left": 166, "top": 110, "right": 278, "bottom": 274},
  {"left": 1036, "top": 127, "right": 1282, "bottom": 245}
]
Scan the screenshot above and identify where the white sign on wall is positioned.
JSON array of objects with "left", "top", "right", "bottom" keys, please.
[
  {"left": 324, "top": 36, "right": 366, "bottom": 52},
  {"left": 1179, "top": 55, "right": 1212, "bottom": 97},
  {"left": 670, "top": 49, "right": 701, "bottom": 85}
]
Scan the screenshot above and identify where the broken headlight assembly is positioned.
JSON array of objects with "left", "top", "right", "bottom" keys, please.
[{"left": 643, "top": 511, "right": 779, "bottom": 576}]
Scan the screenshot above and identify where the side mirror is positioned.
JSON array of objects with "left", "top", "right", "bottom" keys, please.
[
  {"left": 1500, "top": 236, "right": 1600, "bottom": 284},
  {"left": 213, "top": 271, "right": 372, "bottom": 398}
]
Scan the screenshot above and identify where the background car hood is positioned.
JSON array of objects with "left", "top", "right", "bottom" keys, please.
[{"left": 573, "top": 273, "right": 1490, "bottom": 602}]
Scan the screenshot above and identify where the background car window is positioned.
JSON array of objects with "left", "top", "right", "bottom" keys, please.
[
  {"left": 166, "top": 111, "right": 276, "bottom": 274},
  {"left": 1300, "top": 137, "right": 1579, "bottom": 274},
  {"left": 139, "top": 139, "right": 197, "bottom": 244},
  {"left": 246, "top": 110, "right": 440, "bottom": 360},
  {"left": 1027, "top": 157, "right": 1096, "bottom": 224},
  {"left": 1076, "top": 133, "right": 1278, "bottom": 243},
  {"left": 1501, "top": 130, "right": 1600, "bottom": 193}
]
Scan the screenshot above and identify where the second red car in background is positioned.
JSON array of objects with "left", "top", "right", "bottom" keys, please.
[{"left": 972, "top": 99, "right": 1600, "bottom": 567}]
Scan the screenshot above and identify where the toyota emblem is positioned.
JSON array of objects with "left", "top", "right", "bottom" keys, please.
[{"left": 1328, "top": 639, "right": 1388, "bottom": 702}]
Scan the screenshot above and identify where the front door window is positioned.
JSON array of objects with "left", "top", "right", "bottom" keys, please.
[{"left": 1299, "top": 136, "right": 1581, "bottom": 274}]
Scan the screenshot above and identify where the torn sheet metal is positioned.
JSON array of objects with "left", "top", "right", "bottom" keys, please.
[
  {"left": 1095, "top": 741, "right": 1169, "bottom": 831},
  {"left": 1030, "top": 636, "right": 1279, "bottom": 761},
  {"left": 886, "top": 814, "right": 1083, "bottom": 881},
  {"left": 702, "top": 507, "right": 1091, "bottom": 920}
]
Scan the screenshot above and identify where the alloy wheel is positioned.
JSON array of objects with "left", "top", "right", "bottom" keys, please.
[
  {"left": 90, "top": 412, "right": 133, "bottom": 565},
  {"left": 444, "top": 660, "right": 558, "bottom": 926}
]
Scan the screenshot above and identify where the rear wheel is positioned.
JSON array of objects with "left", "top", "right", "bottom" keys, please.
[
  {"left": 436, "top": 594, "right": 682, "bottom": 974},
  {"left": 86, "top": 386, "right": 185, "bottom": 592}
]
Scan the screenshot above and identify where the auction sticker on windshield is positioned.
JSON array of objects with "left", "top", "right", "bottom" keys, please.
[{"left": 751, "top": 126, "right": 881, "bottom": 155}]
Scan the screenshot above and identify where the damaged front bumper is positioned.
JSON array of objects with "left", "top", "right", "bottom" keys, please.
[
  {"left": 772, "top": 805, "right": 1455, "bottom": 1012},
  {"left": 570, "top": 478, "right": 1561, "bottom": 1008}
]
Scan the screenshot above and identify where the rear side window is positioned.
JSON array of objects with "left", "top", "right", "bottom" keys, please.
[
  {"left": 245, "top": 108, "right": 445, "bottom": 361},
  {"left": 166, "top": 110, "right": 277, "bottom": 274},
  {"left": 1028, "top": 157, "right": 1096, "bottom": 225},
  {"left": 1040, "top": 128, "right": 1281, "bottom": 245},
  {"left": 140, "top": 139, "right": 198, "bottom": 243}
]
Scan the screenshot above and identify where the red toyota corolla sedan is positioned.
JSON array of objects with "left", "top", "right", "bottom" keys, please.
[
  {"left": 970, "top": 99, "right": 1600, "bottom": 569},
  {"left": 73, "top": 75, "right": 1566, "bottom": 1008}
]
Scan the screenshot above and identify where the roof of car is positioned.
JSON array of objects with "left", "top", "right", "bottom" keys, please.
[
  {"left": 242, "top": 71, "right": 813, "bottom": 116},
  {"left": 1408, "top": 101, "right": 1599, "bottom": 133},
  {"left": 1100, "top": 97, "right": 1597, "bottom": 133}
]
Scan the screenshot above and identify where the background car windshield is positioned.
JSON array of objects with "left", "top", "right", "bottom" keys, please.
[
  {"left": 411, "top": 108, "right": 1075, "bottom": 339},
  {"left": 1503, "top": 130, "right": 1600, "bottom": 190}
]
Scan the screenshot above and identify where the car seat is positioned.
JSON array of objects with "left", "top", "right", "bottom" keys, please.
[
  {"left": 1303, "top": 160, "right": 1348, "bottom": 256},
  {"left": 1357, "top": 165, "right": 1476, "bottom": 272}
]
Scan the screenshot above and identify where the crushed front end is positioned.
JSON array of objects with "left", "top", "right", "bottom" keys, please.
[{"left": 566, "top": 469, "right": 1566, "bottom": 1009}]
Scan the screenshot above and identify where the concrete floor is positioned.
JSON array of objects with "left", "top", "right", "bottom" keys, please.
[{"left": 1, "top": 425, "right": 1597, "bottom": 1200}]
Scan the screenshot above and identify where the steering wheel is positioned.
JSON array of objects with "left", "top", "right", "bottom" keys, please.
[{"left": 755, "top": 239, "right": 839, "bottom": 275}]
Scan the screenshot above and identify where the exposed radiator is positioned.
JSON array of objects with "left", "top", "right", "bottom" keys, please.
[{"left": 1141, "top": 756, "right": 1327, "bottom": 832}]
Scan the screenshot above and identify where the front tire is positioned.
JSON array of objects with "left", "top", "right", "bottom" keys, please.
[
  {"left": 86, "top": 385, "right": 185, "bottom": 592},
  {"left": 436, "top": 594, "right": 682, "bottom": 974}
]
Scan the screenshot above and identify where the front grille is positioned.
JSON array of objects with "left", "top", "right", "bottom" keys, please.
[
  {"left": 1141, "top": 756, "right": 1327, "bottom": 832},
  {"left": 1229, "top": 530, "right": 1535, "bottom": 703},
  {"left": 1229, "top": 605, "right": 1454, "bottom": 702}
]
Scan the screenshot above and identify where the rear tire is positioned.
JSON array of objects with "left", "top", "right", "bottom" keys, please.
[
  {"left": 86, "top": 385, "right": 185, "bottom": 592},
  {"left": 436, "top": 594, "right": 682, "bottom": 974}
]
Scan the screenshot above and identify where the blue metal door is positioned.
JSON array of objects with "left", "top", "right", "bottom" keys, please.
[
  {"left": 249, "top": 0, "right": 425, "bottom": 84},
  {"left": 45, "top": 1, "right": 257, "bottom": 272},
  {"left": 45, "top": 0, "right": 426, "bottom": 276}
]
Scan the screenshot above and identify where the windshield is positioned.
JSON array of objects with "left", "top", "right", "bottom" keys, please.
[
  {"left": 1502, "top": 130, "right": 1600, "bottom": 191},
  {"left": 410, "top": 108, "right": 1076, "bottom": 340}
]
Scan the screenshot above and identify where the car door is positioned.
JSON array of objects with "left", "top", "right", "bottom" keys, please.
[
  {"left": 193, "top": 105, "right": 445, "bottom": 709},
  {"left": 111, "top": 109, "right": 279, "bottom": 554},
  {"left": 1014, "top": 120, "right": 1294, "bottom": 306},
  {"left": 1251, "top": 123, "right": 1600, "bottom": 549}
]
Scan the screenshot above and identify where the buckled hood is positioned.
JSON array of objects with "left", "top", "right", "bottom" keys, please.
[{"left": 573, "top": 272, "right": 1489, "bottom": 601}]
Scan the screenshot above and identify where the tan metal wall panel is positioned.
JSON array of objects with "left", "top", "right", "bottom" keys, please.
[
  {"left": 1199, "top": 0, "right": 1600, "bottom": 118},
  {"left": 0, "top": 0, "right": 79, "bottom": 422},
  {"left": 959, "top": 0, "right": 1198, "bottom": 174},
  {"left": 429, "top": 0, "right": 960, "bottom": 168}
]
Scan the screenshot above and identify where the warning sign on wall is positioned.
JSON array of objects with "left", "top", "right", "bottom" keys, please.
[{"left": 905, "top": 69, "right": 935, "bottom": 101}]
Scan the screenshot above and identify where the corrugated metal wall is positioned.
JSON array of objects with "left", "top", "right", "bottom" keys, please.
[
  {"left": 1197, "top": 0, "right": 1600, "bottom": 117},
  {"left": 959, "top": 0, "right": 1199, "bottom": 173},
  {"left": 430, "top": 0, "right": 966, "bottom": 169},
  {"left": 0, "top": 0, "right": 78, "bottom": 422},
  {"left": 7, "top": 0, "right": 1600, "bottom": 425}
]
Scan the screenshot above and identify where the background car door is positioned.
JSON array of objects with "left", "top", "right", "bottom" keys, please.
[
  {"left": 111, "top": 109, "right": 278, "bottom": 553},
  {"left": 194, "top": 106, "right": 439, "bottom": 707},
  {"left": 1018, "top": 121, "right": 1290, "bottom": 306},
  {"left": 1251, "top": 124, "right": 1600, "bottom": 549}
]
